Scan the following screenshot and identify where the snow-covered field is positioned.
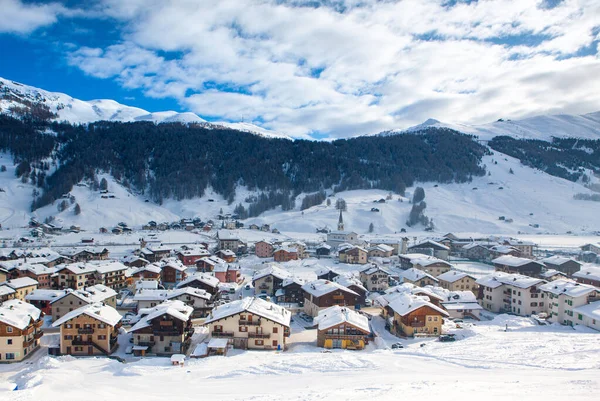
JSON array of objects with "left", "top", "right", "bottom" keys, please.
[{"left": 1, "top": 315, "right": 598, "bottom": 401}]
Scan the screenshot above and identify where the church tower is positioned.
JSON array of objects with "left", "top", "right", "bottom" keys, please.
[{"left": 338, "top": 209, "right": 344, "bottom": 231}]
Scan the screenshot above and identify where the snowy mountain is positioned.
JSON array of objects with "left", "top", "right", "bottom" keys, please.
[
  {"left": 0, "top": 77, "right": 291, "bottom": 139},
  {"left": 381, "top": 112, "right": 600, "bottom": 141}
]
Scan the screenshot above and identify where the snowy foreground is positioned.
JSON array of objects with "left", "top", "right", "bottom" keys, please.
[{"left": 1, "top": 316, "right": 598, "bottom": 401}]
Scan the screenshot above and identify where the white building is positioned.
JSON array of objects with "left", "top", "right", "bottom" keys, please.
[
  {"left": 539, "top": 279, "right": 600, "bottom": 326},
  {"left": 476, "top": 272, "right": 546, "bottom": 316}
]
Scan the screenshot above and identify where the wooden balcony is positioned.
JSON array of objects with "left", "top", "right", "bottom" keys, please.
[
  {"left": 138, "top": 341, "right": 155, "bottom": 347},
  {"left": 34, "top": 330, "right": 44, "bottom": 339},
  {"left": 71, "top": 340, "right": 94, "bottom": 346},
  {"left": 23, "top": 338, "right": 35, "bottom": 348},
  {"left": 211, "top": 331, "right": 234, "bottom": 338},
  {"left": 78, "top": 328, "right": 95, "bottom": 334},
  {"left": 239, "top": 320, "right": 261, "bottom": 326},
  {"left": 248, "top": 332, "right": 271, "bottom": 339},
  {"left": 408, "top": 321, "right": 425, "bottom": 328}
]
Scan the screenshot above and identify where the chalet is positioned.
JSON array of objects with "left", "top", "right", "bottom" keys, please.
[
  {"left": 359, "top": 265, "right": 391, "bottom": 292},
  {"left": 55, "top": 263, "right": 98, "bottom": 289},
  {"left": 436, "top": 271, "right": 478, "bottom": 295},
  {"left": 398, "top": 253, "right": 452, "bottom": 276},
  {"left": 217, "top": 230, "right": 242, "bottom": 253},
  {"left": 0, "top": 277, "right": 38, "bottom": 300},
  {"left": 50, "top": 285, "right": 117, "bottom": 321},
  {"left": 196, "top": 256, "right": 227, "bottom": 272},
  {"left": 502, "top": 239, "right": 536, "bottom": 258},
  {"left": 143, "top": 245, "right": 173, "bottom": 263},
  {"left": 133, "top": 287, "right": 212, "bottom": 318},
  {"left": 261, "top": 224, "right": 271, "bottom": 232},
  {"left": 204, "top": 297, "right": 291, "bottom": 350},
  {"left": 461, "top": 242, "right": 494, "bottom": 261},
  {"left": 338, "top": 246, "right": 368, "bottom": 265},
  {"left": 440, "top": 291, "right": 483, "bottom": 320},
  {"left": 0, "top": 267, "right": 7, "bottom": 282},
  {"left": 214, "top": 263, "right": 241, "bottom": 283},
  {"left": 540, "top": 269, "right": 568, "bottom": 281},
  {"left": 129, "top": 264, "right": 162, "bottom": 283},
  {"left": 249, "top": 224, "right": 260, "bottom": 230},
  {"left": 573, "top": 266, "right": 600, "bottom": 287},
  {"left": 326, "top": 231, "right": 360, "bottom": 249},
  {"left": 0, "top": 286, "right": 16, "bottom": 302},
  {"left": 333, "top": 275, "right": 368, "bottom": 306},
  {"left": 408, "top": 240, "right": 450, "bottom": 260},
  {"left": 252, "top": 265, "right": 291, "bottom": 296},
  {"left": 91, "top": 260, "right": 128, "bottom": 290},
  {"left": 302, "top": 279, "right": 359, "bottom": 317},
  {"left": 275, "top": 277, "right": 305, "bottom": 304},
  {"left": 160, "top": 259, "right": 188, "bottom": 288},
  {"left": 476, "top": 272, "right": 546, "bottom": 316},
  {"left": 43, "top": 254, "right": 72, "bottom": 268},
  {"left": 59, "top": 247, "right": 110, "bottom": 262},
  {"left": 581, "top": 251, "right": 598, "bottom": 263},
  {"left": 128, "top": 300, "right": 194, "bottom": 356},
  {"left": 11, "top": 263, "right": 54, "bottom": 289},
  {"left": 315, "top": 306, "right": 370, "bottom": 350},
  {"left": 540, "top": 256, "right": 582, "bottom": 277},
  {"left": 540, "top": 279, "right": 600, "bottom": 326},
  {"left": 573, "top": 301, "right": 600, "bottom": 331},
  {"left": 315, "top": 244, "right": 332, "bottom": 257},
  {"left": 492, "top": 255, "right": 544, "bottom": 277},
  {"left": 399, "top": 268, "right": 439, "bottom": 287},
  {"left": 0, "top": 300, "right": 43, "bottom": 362},
  {"left": 368, "top": 244, "right": 394, "bottom": 259},
  {"left": 370, "top": 238, "right": 404, "bottom": 255},
  {"left": 386, "top": 294, "right": 449, "bottom": 337},
  {"left": 175, "top": 273, "right": 220, "bottom": 296},
  {"left": 52, "top": 303, "right": 121, "bottom": 356},
  {"left": 316, "top": 266, "right": 340, "bottom": 281},
  {"left": 581, "top": 243, "right": 600, "bottom": 254},
  {"left": 273, "top": 246, "right": 299, "bottom": 262},
  {"left": 215, "top": 249, "right": 237, "bottom": 263},
  {"left": 255, "top": 240, "right": 275, "bottom": 258},
  {"left": 25, "top": 289, "right": 65, "bottom": 315},
  {"left": 488, "top": 245, "right": 521, "bottom": 260},
  {"left": 177, "top": 247, "right": 210, "bottom": 266}
]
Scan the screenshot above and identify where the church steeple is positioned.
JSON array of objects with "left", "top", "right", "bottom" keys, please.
[{"left": 338, "top": 209, "right": 344, "bottom": 231}]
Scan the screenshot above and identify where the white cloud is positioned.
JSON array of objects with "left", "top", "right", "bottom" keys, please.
[
  {"left": 63, "top": 0, "right": 600, "bottom": 138},
  {"left": 0, "top": 0, "right": 68, "bottom": 34}
]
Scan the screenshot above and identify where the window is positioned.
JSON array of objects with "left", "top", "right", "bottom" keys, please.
[
  {"left": 7, "top": 339, "right": 12, "bottom": 345},
  {"left": 272, "top": 340, "right": 278, "bottom": 347},
  {"left": 66, "top": 324, "right": 72, "bottom": 329},
  {"left": 6, "top": 327, "right": 13, "bottom": 333},
  {"left": 6, "top": 353, "right": 15, "bottom": 360},
  {"left": 578, "top": 314, "right": 583, "bottom": 321},
  {"left": 273, "top": 327, "right": 278, "bottom": 334},
  {"left": 433, "top": 317, "right": 438, "bottom": 321},
  {"left": 428, "top": 317, "right": 432, "bottom": 321},
  {"left": 239, "top": 326, "right": 248, "bottom": 332},
  {"left": 98, "top": 335, "right": 106, "bottom": 340},
  {"left": 255, "top": 340, "right": 264, "bottom": 346}
]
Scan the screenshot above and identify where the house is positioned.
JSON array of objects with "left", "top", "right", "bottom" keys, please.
[
  {"left": 50, "top": 284, "right": 117, "bottom": 321},
  {"left": 273, "top": 246, "right": 299, "bottom": 262},
  {"left": 91, "top": 260, "right": 128, "bottom": 290},
  {"left": 316, "top": 266, "right": 339, "bottom": 281},
  {"left": 142, "top": 245, "right": 172, "bottom": 263},
  {"left": 436, "top": 271, "right": 478, "bottom": 295},
  {"left": 492, "top": 255, "right": 545, "bottom": 277},
  {"left": 0, "top": 300, "right": 43, "bottom": 362},
  {"left": 333, "top": 275, "right": 368, "bottom": 306},
  {"left": 386, "top": 294, "right": 449, "bottom": 337},
  {"left": 249, "top": 224, "right": 260, "bottom": 230},
  {"left": 160, "top": 259, "right": 188, "bottom": 288},
  {"left": 128, "top": 300, "right": 194, "bottom": 356},
  {"left": 177, "top": 247, "right": 210, "bottom": 266},
  {"left": 255, "top": 240, "right": 275, "bottom": 258},
  {"left": 540, "top": 269, "right": 568, "bottom": 281},
  {"left": 326, "top": 231, "right": 360, "bottom": 249},
  {"left": 214, "top": 263, "right": 241, "bottom": 283},
  {"left": 488, "top": 245, "right": 521, "bottom": 260},
  {"left": 540, "top": 279, "right": 600, "bottom": 326},
  {"left": 301, "top": 279, "right": 359, "bottom": 317},
  {"left": 368, "top": 244, "right": 394, "bottom": 259},
  {"left": 572, "top": 301, "right": 600, "bottom": 331},
  {"left": 440, "top": 291, "right": 483, "bottom": 320},
  {"left": 133, "top": 287, "right": 212, "bottom": 317},
  {"left": 25, "top": 289, "right": 65, "bottom": 315},
  {"left": 359, "top": 265, "right": 390, "bottom": 292},
  {"left": 261, "top": 224, "right": 271, "bottom": 232},
  {"left": 407, "top": 240, "right": 450, "bottom": 260},
  {"left": 581, "top": 243, "right": 600, "bottom": 254},
  {"left": 196, "top": 256, "right": 227, "bottom": 273},
  {"left": 175, "top": 273, "right": 220, "bottom": 297},
  {"left": 338, "top": 246, "right": 368, "bottom": 265},
  {"left": 461, "top": 242, "right": 495, "bottom": 261},
  {"left": 129, "top": 264, "right": 162, "bottom": 283},
  {"left": 315, "top": 306, "right": 370, "bottom": 350},
  {"left": 275, "top": 277, "right": 305, "bottom": 304},
  {"left": 204, "top": 297, "right": 291, "bottom": 350},
  {"left": 0, "top": 267, "right": 7, "bottom": 282},
  {"left": 501, "top": 238, "right": 536, "bottom": 258},
  {"left": 215, "top": 249, "right": 237, "bottom": 263},
  {"left": 52, "top": 303, "right": 121, "bottom": 356},
  {"left": 0, "top": 277, "right": 38, "bottom": 300},
  {"left": 59, "top": 247, "right": 110, "bottom": 262},
  {"left": 217, "top": 230, "right": 242, "bottom": 253},
  {"left": 476, "top": 272, "right": 546, "bottom": 316},
  {"left": 252, "top": 265, "right": 291, "bottom": 296},
  {"left": 573, "top": 266, "right": 600, "bottom": 287},
  {"left": 540, "top": 256, "right": 582, "bottom": 277},
  {"left": 0, "top": 285, "right": 16, "bottom": 302},
  {"left": 55, "top": 263, "right": 98, "bottom": 290},
  {"left": 370, "top": 239, "right": 403, "bottom": 255},
  {"left": 398, "top": 253, "right": 452, "bottom": 276},
  {"left": 121, "top": 255, "right": 150, "bottom": 268},
  {"left": 399, "top": 268, "right": 439, "bottom": 287},
  {"left": 315, "top": 244, "right": 332, "bottom": 257}
]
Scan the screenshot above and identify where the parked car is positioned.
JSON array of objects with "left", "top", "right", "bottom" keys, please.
[
  {"left": 256, "top": 294, "right": 271, "bottom": 302},
  {"left": 439, "top": 334, "right": 456, "bottom": 342},
  {"left": 244, "top": 284, "right": 252, "bottom": 290},
  {"left": 391, "top": 342, "right": 404, "bottom": 349}
]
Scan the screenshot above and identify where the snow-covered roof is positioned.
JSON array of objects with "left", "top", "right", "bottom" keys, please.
[
  {"left": 52, "top": 303, "right": 122, "bottom": 327},
  {"left": 25, "top": 289, "right": 65, "bottom": 302},
  {"left": 388, "top": 294, "right": 449, "bottom": 317},
  {"left": 131, "top": 264, "right": 162, "bottom": 275},
  {"left": 328, "top": 230, "right": 357, "bottom": 236},
  {"left": 573, "top": 300, "right": 600, "bottom": 320},
  {"left": 503, "top": 239, "right": 536, "bottom": 246},
  {"left": 207, "top": 338, "right": 229, "bottom": 348},
  {"left": 539, "top": 279, "right": 598, "bottom": 298},
  {"left": 399, "top": 268, "right": 438, "bottom": 283},
  {"left": 204, "top": 297, "right": 291, "bottom": 327},
  {"left": 369, "top": 244, "right": 395, "bottom": 253},
  {"left": 178, "top": 248, "right": 210, "bottom": 257},
  {"left": 540, "top": 255, "right": 581, "bottom": 267},
  {"left": 2, "top": 277, "right": 38, "bottom": 289},
  {"left": 176, "top": 273, "right": 219, "bottom": 289},
  {"left": 540, "top": 269, "right": 567, "bottom": 279},
  {"left": 441, "top": 302, "right": 483, "bottom": 311},
  {"left": 55, "top": 262, "right": 97, "bottom": 274},
  {"left": 90, "top": 260, "right": 127, "bottom": 274},
  {"left": 198, "top": 256, "right": 227, "bottom": 266},
  {"left": 401, "top": 253, "right": 451, "bottom": 267},
  {"left": 315, "top": 266, "right": 339, "bottom": 277},
  {"left": 492, "top": 255, "right": 544, "bottom": 267},
  {"left": 0, "top": 257, "right": 50, "bottom": 270},
  {"left": 490, "top": 245, "right": 519, "bottom": 254},
  {"left": 370, "top": 238, "right": 400, "bottom": 245},
  {"left": 252, "top": 265, "right": 292, "bottom": 281},
  {"left": 161, "top": 258, "right": 188, "bottom": 272},
  {"left": 301, "top": 279, "right": 358, "bottom": 297},
  {"left": 436, "top": 270, "right": 476, "bottom": 283},
  {"left": 128, "top": 300, "right": 193, "bottom": 333},
  {"left": 216, "top": 249, "right": 236, "bottom": 256},
  {"left": 408, "top": 240, "right": 450, "bottom": 251},
  {"left": 22, "top": 263, "right": 55, "bottom": 276},
  {"left": 171, "top": 354, "right": 186, "bottom": 363},
  {"left": 476, "top": 272, "right": 544, "bottom": 289},
  {"left": 134, "top": 287, "right": 211, "bottom": 302},
  {"left": 0, "top": 286, "right": 16, "bottom": 297},
  {"left": 333, "top": 274, "right": 366, "bottom": 292},
  {"left": 441, "top": 290, "right": 479, "bottom": 304},
  {"left": 49, "top": 285, "right": 117, "bottom": 304},
  {"left": 573, "top": 266, "right": 600, "bottom": 282},
  {"left": 361, "top": 264, "right": 391, "bottom": 276},
  {"left": 0, "top": 299, "right": 42, "bottom": 330},
  {"left": 273, "top": 246, "right": 298, "bottom": 253},
  {"left": 314, "top": 305, "right": 370, "bottom": 333},
  {"left": 217, "top": 230, "right": 239, "bottom": 240}
]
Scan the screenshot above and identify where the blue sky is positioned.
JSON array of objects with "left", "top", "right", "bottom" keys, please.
[{"left": 1, "top": 0, "right": 599, "bottom": 139}]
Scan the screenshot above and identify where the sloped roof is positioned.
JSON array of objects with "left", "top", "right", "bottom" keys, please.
[
  {"left": 540, "top": 255, "right": 582, "bottom": 266},
  {"left": 573, "top": 266, "right": 600, "bottom": 282},
  {"left": 53, "top": 303, "right": 121, "bottom": 327},
  {"left": 388, "top": 294, "right": 449, "bottom": 317},
  {"left": 492, "top": 255, "right": 543, "bottom": 267},
  {"left": 400, "top": 268, "right": 438, "bottom": 283},
  {"left": 204, "top": 297, "right": 291, "bottom": 327},
  {"left": 539, "top": 279, "right": 598, "bottom": 298},
  {"left": 176, "top": 273, "right": 219, "bottom": 289},
  {"left": 436, "top": 270, "right": 476, "bottom": 283},
  {"left": 315, "top": 305, "right": 370, "bottom": 332},
  {"left": 301, "top": 279, "right": 358, "bottom": 297},
  {"left": 128, "top": 300, "right": 193, "bottom": 333},
  {"left": 2, "top": 277, "right": 38, "bottom": 289},
  {"left": 476, "top": 272, "right": 544, "bottom": 289},
  {"left": 0, "top": 299, "right": 41, "bottom": 330}
]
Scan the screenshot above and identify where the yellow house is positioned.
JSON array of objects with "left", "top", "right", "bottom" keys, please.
[
  {"left": 437, "top": 270, "right": 478, "bottom": 295},
  {"left": 0, "top": 277, "right": 39, "bottom": 300},
  {"left": 386, "top": 295, "right": 449, "bottom": 337},
  {"left": 315, "top": 306, "right": 371, "bottom": 350},
  {"left": 0, "top": 299, "right": 44, "bottom": 362}
]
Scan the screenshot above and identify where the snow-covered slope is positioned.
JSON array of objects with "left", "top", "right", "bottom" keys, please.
[
  {"left": 0, "top": 77, "right": 292, "bottom": 139},
  {"left": 382, "top": 112, "right": 600, "bottom": 141}
]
